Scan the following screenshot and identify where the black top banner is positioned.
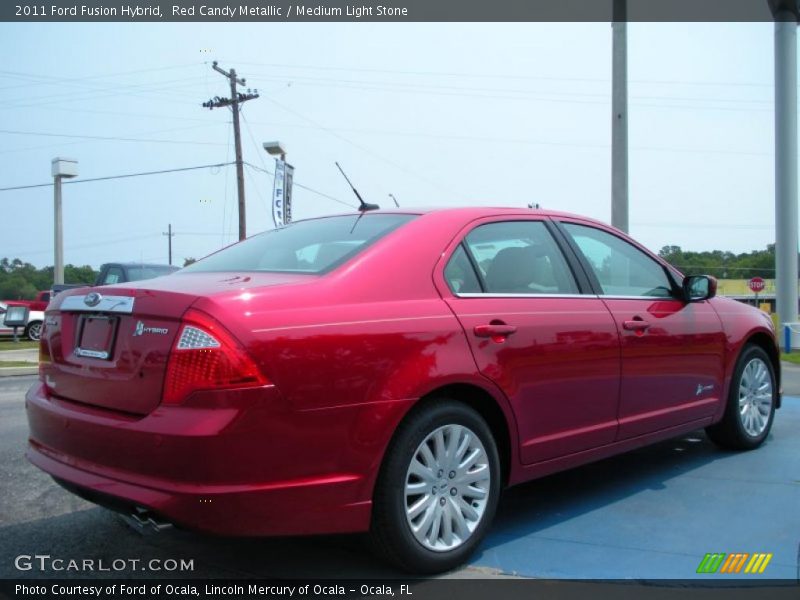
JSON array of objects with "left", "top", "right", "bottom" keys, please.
[{"left": 2, "top": 0, "right": 800, "bottom": 22}]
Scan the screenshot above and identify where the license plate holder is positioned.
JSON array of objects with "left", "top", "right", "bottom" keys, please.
[{"left": 74, "top": 315, "right": 118, "bottom": 360}]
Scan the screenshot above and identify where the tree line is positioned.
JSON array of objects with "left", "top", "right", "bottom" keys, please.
[
  {"left": 0, "top": 258, "right": 97, "bottom": 300},
  {"left": 657, "top": 245, "right": 777, "bottom": 279}
]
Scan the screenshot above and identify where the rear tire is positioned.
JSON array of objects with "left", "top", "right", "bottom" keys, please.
[
  {"left": 706, "top": 345, "right": 776, "bottom": 450},
  {"left": 371, "top": 400, "right": 501, "bottom": 574}
]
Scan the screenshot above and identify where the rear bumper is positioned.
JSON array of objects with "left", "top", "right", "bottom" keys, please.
[
  {"left": 24, "top": 382, "right": 393, "bottom": 536},
  {"left": 26, "top": 443, "right": 370, "bottom": 536}
]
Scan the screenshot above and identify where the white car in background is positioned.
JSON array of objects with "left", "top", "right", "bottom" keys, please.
[{"left": 0, "top": 301, "right": 45, "bottom": 341}]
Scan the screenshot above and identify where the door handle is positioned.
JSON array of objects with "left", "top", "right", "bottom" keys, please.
[
  {"left": 622, "top": 319, "right": 651, "bottom": 332},
  {"left": 474, "top": 323, "right": 517, "bottom": 340}
]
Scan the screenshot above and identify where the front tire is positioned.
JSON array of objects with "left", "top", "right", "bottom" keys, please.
[
  {"left": 706, "top": 345, "right": 776, "bottom": 450},
  {"left": 371, "top": 400, "right": 501, "bottom": 573},
  {"left": 25, "top": 321, "right": 42, "bottom": 341}
]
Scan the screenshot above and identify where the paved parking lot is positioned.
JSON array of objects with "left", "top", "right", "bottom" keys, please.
[
  {"left": 478, "top": 396, "right": 800, "bottom": 579},
  {"left": 0, "top": 374, "right": 798, "bottom": 580}
]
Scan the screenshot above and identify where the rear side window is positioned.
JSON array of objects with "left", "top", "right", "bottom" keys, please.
[
  {"left": 563, "top": 223, "right": 675, "bottom": 298},
  {"left": 448, "top": 221, "right": 578, "bottom": 294},
  {"left": 126, "top": 266, "right": 177, "bottom": 281},
  {"left": 444, "top": 245, "right": 482, "bottom": 293},
  {"left": 101, "top": 266, "right": 124, "bottom": 285},
  {"left": 183, "top": 214, "right": 416, "bottom": 274}
]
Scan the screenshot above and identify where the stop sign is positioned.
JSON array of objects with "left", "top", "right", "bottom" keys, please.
[{"left": 748, "top": 277, "right": 765, "bottom": 293}]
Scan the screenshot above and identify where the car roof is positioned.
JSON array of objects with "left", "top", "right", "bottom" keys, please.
[
  {"left": 102, "top": 262, "right": 179, "bottom": 268},
  {"left": 309, "top": 206, "right": 606, "bottom": 226}
]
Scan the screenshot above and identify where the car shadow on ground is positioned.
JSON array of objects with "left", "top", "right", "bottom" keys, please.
[{"left": 488, "top": 428, "right": 729, "bottom": 541}]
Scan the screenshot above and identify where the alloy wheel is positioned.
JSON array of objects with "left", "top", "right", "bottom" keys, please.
[
  {"left": 404, "top": 424, "right": 491, "bottom": 552},
  {"left": 738, "top": 357, "right": 773, "bottom": 437},
  {"left": 27, "top": 322, "right": 42, "bottom": 341}
]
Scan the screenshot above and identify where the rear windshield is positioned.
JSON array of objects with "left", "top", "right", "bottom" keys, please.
[{"left": 183, "top": 214, "right": 416, "bottom": 274}]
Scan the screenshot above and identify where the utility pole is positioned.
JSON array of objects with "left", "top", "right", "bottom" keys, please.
[
  {"left": 203, "top": 62, "right": 259, "bottom": 241},
  {"left": 163, "top": 224, "right": 174, "bottom": 266},
  {"left": 611, "top": 0, "right": 629, "bottom": 233}
]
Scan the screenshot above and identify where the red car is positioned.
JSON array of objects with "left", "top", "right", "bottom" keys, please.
[{"left": 26, "top": 208, "right": 779, "bottom": 573}]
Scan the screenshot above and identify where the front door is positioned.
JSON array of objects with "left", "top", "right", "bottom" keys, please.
[{"left": 559, "top": 221, "right": 726, "bottom": 439}]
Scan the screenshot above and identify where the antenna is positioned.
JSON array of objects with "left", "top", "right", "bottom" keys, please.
[
  {"left": 388, "top": 193, "right": 400, "bottom": 207},
  {"left": 335, "top": 162, "right": 380, "bottom": 212}
]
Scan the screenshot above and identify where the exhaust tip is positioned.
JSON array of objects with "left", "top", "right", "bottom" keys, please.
[{"left": 121, "top": 507, "right": 173, "bottom": 534}]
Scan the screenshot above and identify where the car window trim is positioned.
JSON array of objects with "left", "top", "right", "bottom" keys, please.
[
  {"left": 553, "top": 219, "right": 683, "bottom": 300},
  {"left": 458, "top": 241, "right": 487, "bottom": 294},
  {"left": 543, "top": 218, "right": 594, "bottom": 294},
  {"left": 455, "top": 292, "right": 592, "bottom": 299},
  {"left": 455, "top": 218, "right": 586, "bottom": 297}
]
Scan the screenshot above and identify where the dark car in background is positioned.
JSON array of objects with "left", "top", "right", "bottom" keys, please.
[{"left": 94, "top": 262, "right": 180, "bottom": 286}]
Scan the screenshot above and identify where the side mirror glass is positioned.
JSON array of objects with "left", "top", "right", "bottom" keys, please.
[{"left": 683, "top": 275, "right": 717, "bottom": 302}]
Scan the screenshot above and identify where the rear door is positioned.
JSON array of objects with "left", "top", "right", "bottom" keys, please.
[
  {"left": 439, "top": 217, "right": 621, "bottom": 464},
  {"left": 557, "top": 220, "right": 726, "bottom": 439}
]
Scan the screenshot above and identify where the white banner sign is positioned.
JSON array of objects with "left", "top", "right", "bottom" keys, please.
[
  {"left": 271, "top": 159, "right": 295, "bottom": 227},
  {"left": 272, "top": 159, "right": 286, "bottom": 227}
]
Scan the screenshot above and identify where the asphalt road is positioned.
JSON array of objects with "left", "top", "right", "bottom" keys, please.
[{"left": 2, "top": 370, "right": 799, "bottom": 581}]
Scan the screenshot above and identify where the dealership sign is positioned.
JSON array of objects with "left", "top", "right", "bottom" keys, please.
[{"left": 272, "top": 159, "right": 294, "bottom": 228}]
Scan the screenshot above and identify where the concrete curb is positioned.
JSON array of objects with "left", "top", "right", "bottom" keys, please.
[{"left": 0, "top": 366, "right": 38, "bottom": 377}]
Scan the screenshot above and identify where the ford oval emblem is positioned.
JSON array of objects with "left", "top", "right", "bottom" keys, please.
[{"left": 84, "top": 292, "right": 102, "bottom": 307}]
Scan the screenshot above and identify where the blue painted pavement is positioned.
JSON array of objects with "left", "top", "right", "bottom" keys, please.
[{"left": 471, "top": 397, "right": 800, "bottom": 580}]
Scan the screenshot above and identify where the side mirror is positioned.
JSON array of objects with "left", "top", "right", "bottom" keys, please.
[{"left": 683, "top": 275, "right": 717, "bottom": 302}]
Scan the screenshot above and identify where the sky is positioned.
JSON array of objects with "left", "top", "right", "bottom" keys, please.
[{"left": 0, "top": 21, "right": 784, "bottom": 270}]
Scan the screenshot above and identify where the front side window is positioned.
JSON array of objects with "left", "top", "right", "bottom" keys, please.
[
  {"left": 449, "top": 221, "right": 578, "bottom": 294},
  {"left": 183, "top": 214, "right": 416, "bottom": 274},
  {"left": 562, "top": 223, "right": 675, "bottom": 298}
]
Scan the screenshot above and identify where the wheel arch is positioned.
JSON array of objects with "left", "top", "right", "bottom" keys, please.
[
  {"left": 743, "top": 331, "right": 781, "bottom": 409},
  {"left": 375, "top": 382, "right": 515, "bottom": 491}
]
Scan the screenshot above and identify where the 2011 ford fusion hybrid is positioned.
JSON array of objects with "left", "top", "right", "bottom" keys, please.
[{"left": 26, "top": 207, "right": 780, "bottom": 573}]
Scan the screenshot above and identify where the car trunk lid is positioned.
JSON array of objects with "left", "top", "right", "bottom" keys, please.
[{"left": 40, "top": 272, "right": 311, "bottom": 415}]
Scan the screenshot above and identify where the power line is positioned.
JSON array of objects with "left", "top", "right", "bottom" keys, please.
[
  {"left": 226, "top": 59, "right": 777, "bottom": 89},
  {"left": 248, "top": 72, "right": 773, "bottom": 108},
  {"left": 243, "top": 162, "right": 356, "bottom": 209},
  {"left": 0, "top": 62, "right": 205, "bottom": 91},
  {"left": 0, "top": 125, "right": 227, "bottom": 149},
  {"left": 0, "top": 162, "right": 236, "bottom": 192},
  {"left": 255, "top": 77, "right": 771, "bottom": 114},
  {"left": 240, "top": 110, "right": 278, "bottom": 228},
  {"left": 262, "top": 96, "right": 467, "bottom": 201}
]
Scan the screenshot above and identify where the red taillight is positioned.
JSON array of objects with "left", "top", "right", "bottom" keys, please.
[{"left": 163, "top": 308, "right": 268, "bottom": 405}]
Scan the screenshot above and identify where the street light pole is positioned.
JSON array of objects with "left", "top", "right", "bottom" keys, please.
[
  {"left": 51, "top": 158, "right": 78, "bottom": 286},
  {"left": 54, "top": 175, "right": 64, "bottom": 285},
  {"left": 611, "top": 0, "right": 629, "bottom": 233}
]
